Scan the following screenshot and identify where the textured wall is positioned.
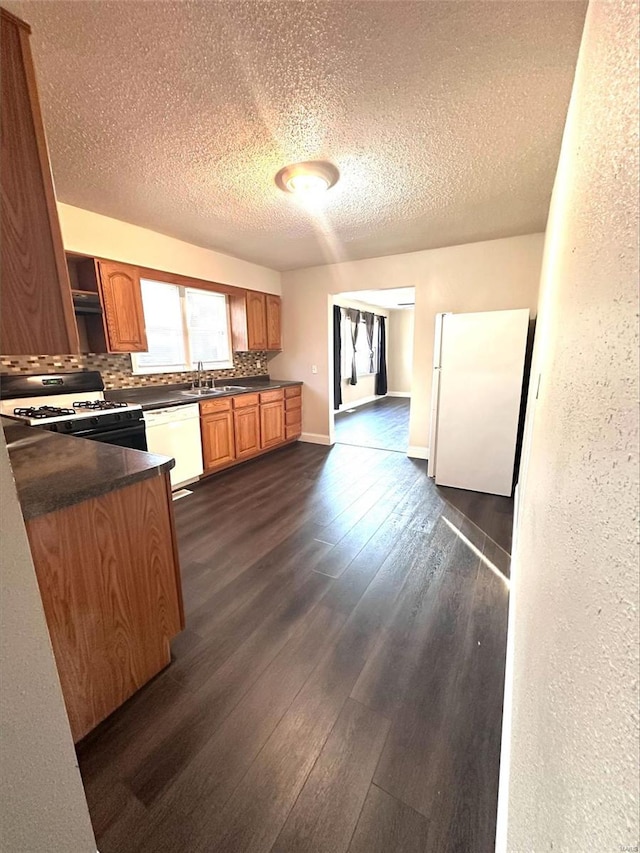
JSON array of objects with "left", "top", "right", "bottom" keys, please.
[
  {"left": 387, "top": 309, "right": 414, "bottom": 395},
  {"left": 502, "top": 1, "right": 639, "bottom": 850},
  {"left": 0, "top": 350, "right": 270, "bottom": 390},
  {"left": 0, "top": 432, "right": 96, "bottom": 852},
  {"left": 271, "top": 233, "right": 543, "bottom": 448},
  {"left": 58, "top": 203, "right": 281, "bottom": 294}
]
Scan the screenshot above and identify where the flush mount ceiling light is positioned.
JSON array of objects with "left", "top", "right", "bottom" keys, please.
[{"left": 275, "top": 160, "right": 339, "bottom": 197}]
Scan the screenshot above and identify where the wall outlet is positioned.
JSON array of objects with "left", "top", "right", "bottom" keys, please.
[
  {"left": 311, "top": 365, "right": 318, "bottom": 374},
  {"left": 256, "top": 360, "right": 262, "bottom": 369}
]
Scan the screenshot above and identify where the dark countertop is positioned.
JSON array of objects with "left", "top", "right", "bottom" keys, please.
[
  {"left": 2, "top": 417, "right": 174, "bottom": 521},
  {"left": 106, "top": 376, "right": 303, "bottom": 411}
]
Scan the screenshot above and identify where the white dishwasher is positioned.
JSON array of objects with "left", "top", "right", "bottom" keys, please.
[{"left": 144, "top": 404, "right": 204, "bottom": 490}]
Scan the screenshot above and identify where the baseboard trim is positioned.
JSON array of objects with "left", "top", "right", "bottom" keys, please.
[
  {"left": 300, "top": 432, "right": 333, "bottom": 446},
  {"left": 387, "top": 391, "right": 411, "bottom": 398},
  {"left": 407, "top": 445, "right": 429, "bottom": 460},
  {"left": 337, "top": 394, "right": 380, "bottom": 411}
]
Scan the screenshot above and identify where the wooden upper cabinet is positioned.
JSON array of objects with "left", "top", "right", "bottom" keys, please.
[
  {"left": 246, "top": 291, "right": 267, "bottom": 349},
  {"left": 1, "top": 9, "right": 79, "bottom": 355},
  {"left": 96, "top": 261, "right": 148, "bottom": 352},
  {"left": 230, "top": 290, "right": 282, "bottom": 352},
  {"left": 266, "top": 294, "right": 282, "bottom": 350}
]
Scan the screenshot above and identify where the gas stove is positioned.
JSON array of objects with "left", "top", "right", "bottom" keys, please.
[{"left": 0, "top": 372, "right": 146, "bottom": 449}]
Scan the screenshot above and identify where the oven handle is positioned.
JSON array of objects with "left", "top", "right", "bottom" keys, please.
[{"left": 75, "top": 422, "right": 146, "bottom": 442}]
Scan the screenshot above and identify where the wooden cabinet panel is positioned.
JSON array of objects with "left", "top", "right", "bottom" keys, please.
[
  {"left": 266, "top": 294, "right": 282, "bottom": 350},
  {"left": 260, "top": 400, "right": 285, "bottom": 449},
  {"left": 286, "top": 424, "right": 302, "bottom": 440},
  {"left": 234, "top": 406, "right": 260, "bottom": 458},
  {"left": 201, "top": 411, "right": 235, "bottom": 470},
  {"left": 284, "top": 386, "right": 302, "bottom": 399},
  {"left": 200, "top": 397, "right": 232, "bottom": 414},
  {"left": 233, "top": 392, "right": 260, "bottom": 409},
  {"left": 1, "top": 10, "right": 79, "bottom": 355},
  {"left": 285, "top": 409, "right": 302, "bottom": 427},
  {"left": 97, "top": 261, "right": 148, "bottom": 353},
  {"left": 246, "top": 291, "right": 267, "bottom": 350},
  {"left": 25, "top": 474, "right": 183, "bottom": 742},
  {"left": 259, "top": 388, "right": 284, "bottom": 404},
  {"left": 285, "top": 394, "right": 302, "bottom": 411}
]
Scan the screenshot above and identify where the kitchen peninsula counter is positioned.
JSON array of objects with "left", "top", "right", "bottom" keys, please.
[{"left": 2, "top": 416, "right": 174, "bottom": 521}]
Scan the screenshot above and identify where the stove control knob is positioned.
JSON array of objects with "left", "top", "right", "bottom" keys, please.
[{"left": 91, "top": 417, "right": 99, "bottom": 425}]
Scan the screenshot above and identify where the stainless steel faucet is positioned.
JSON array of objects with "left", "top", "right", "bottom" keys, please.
[{"left": 193, "top": 360, "right": 204, "bottom": 389}]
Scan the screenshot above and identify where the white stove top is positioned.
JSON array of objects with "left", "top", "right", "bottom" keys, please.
[{"left": 0, "top": 391, "right": 141, "bottom": 426}]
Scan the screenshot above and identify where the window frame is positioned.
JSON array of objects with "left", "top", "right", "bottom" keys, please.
[
  {"left": 341, "top": 313, "right": 379, "bottom": 379},
  {"left": 131, "top": 279, "right": 234, "bottom": 375}
]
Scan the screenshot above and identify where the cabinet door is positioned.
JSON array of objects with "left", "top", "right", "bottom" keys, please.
[
  {"left": 260, "top": 400, "right": 285, "bottom": 449},
  {"left": 1, "top": 10, "right": 79, "bottom": 355},
  {"left": 266, "top": 294, "right": 282, "bottom": 350},
  {"left": 97, "top": 261, "right": 148, "bottom": 353},
  {"left": 246, "top": 291, "right": 267, "bottom": 350},
  {"left": 233, "top": 406, "right": 260, "bottom": 458},
  {"left": 201, "top": 411, "right": 235, "bottom": 470}
]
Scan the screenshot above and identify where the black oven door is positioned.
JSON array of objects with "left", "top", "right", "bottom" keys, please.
[{"left": 76, "top": 420, "right": 148, "bottom": 451}]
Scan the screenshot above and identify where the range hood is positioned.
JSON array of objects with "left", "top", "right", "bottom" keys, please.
[{"left": 72, "top": 290, "right": 102, "bottom": 315}]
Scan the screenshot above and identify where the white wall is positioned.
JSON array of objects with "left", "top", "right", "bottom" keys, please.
[
  {"left": 387, "top": 308, "right": 414, "bottom": 395},
  {"left": 271, "top": 233, "right": 543, "bottom": 449},
  {"left": 0, "top": 433, "right": 96, "bottom": 853},
  {"left": 333, "top": 295, "right": 389, "bottom": 409},
  {"left": 58, "top": 203, "right": 281, "bottom": 295},
  {"left": 499, "top": 1, "right": 639, "bottom": 850}
]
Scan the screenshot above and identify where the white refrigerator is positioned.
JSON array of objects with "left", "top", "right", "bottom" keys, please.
[{"left": 428, "top": 308, "right": 530, "bottom": 497}]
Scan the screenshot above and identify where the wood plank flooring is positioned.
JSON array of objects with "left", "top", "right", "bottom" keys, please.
[
  {"left": 76, "top": 441, "right": 511, "bottom": 853},
  {"left": 334, "top": 396, "right": 410, "bottom": 452}
]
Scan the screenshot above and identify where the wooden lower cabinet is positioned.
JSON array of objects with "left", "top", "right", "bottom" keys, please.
[
  {"left": 260, "top": 399, "right": 285, "bottom": 448},
  {"left": 233, "top": 405, "right": 260, "bottom": 458},
  {"left": 284, "top": 385, "right": 302, "bottom": 440},
  {"left": 25, "top": 473, "right": 184, "bottom": 742},
  {"left": 198, "top": 385, "right": 303, "bottom": 478},
  {"left": 201, "top": 410, "right": 235, "bottom": 471}
]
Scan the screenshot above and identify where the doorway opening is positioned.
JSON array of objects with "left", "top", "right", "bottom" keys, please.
[{"left": 331, "top": 288, "right": 415, "bottom": 453}]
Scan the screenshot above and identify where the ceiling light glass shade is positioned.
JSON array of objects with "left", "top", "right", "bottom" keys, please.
[{"left": 275, "top": 161, "right": 339, "bottom": 196}]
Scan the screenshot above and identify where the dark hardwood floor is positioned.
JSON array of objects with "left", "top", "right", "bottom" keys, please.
[
  {"left": 76, "top": 441, "right": 511, "bottom": 853},
  {"left": 334, "top": 396, "right": 410, "bottom": 452}
]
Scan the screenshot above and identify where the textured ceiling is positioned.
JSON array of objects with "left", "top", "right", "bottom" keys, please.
[{"left": 7, "top": 0, "right": 587, "bottom": 271}]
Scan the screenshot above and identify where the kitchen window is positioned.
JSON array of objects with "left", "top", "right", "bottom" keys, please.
[{"left": 131, "top": 279, "right": 233, "bottom": 374}]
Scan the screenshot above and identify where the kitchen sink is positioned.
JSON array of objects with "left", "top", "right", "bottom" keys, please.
[
  {"left": 179, "top": 388, "right": 224, "bottom": 397},
  {"left": 179, "top": 385, "right": 251, "bottom": 398}
]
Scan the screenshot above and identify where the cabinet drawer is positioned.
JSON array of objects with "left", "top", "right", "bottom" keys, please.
[
  {"left": 286, "top": 424, "right": 302, "bottom": 440},
  {"left": 285, "top": 410, "right": 302, "bottom": 427},
  {"left": 200, "top": 397, "right": 232, "bottom": 414},
  {"left": 285, "top": 395, "right": 302, "bottom": 411},
  {"left": 232, "top": 393, "right": 260, "bottom": 409},
  {"left": 284, "top": 386, "right": 301, "bottom": 399},
  {"left": 259, "top": 389, "right": 284, "bottom": 404}
]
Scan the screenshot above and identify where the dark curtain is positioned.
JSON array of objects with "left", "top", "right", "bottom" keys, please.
[
  {"left": 363, "top": 312, "right": 375, "bottom": 373},
  {"left": 346, "top": 308, "right": 361, "bottom": 385},
  {"left": 333, "top": 305, "right": 342, "bottom": 410},
  {"left": 375, "top": 315, "right": 388, "bottom": 396}
]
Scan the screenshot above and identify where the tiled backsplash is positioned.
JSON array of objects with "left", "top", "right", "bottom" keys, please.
[{"left": 0, "top": 351, "right": 270, "bottom": 390}]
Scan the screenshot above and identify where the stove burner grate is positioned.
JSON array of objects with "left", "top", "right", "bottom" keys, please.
[
  {"left": 13, "top": 406, "right": 76, "bottom": 419},
  {"left": 73, "top": 400, "right": 129, "bottom": 411}
]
